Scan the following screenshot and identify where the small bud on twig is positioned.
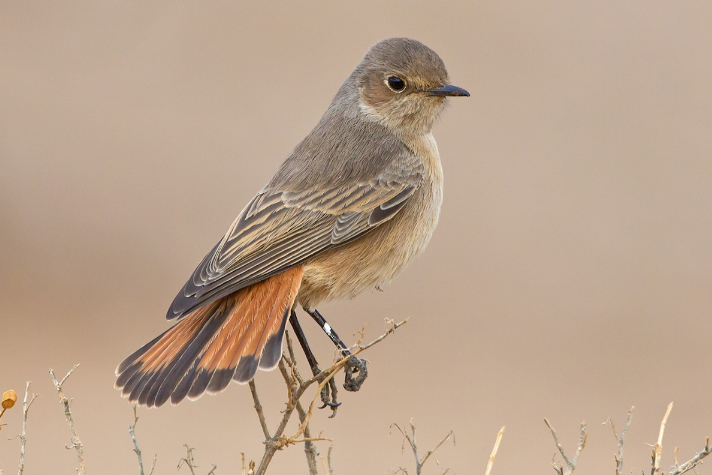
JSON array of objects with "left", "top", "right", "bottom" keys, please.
[
  {"left": 2, "top": 390, "right": 17, "bottom": 410},
  {"left": 0, "top": 389, "right": 18, "bottom": 427}
]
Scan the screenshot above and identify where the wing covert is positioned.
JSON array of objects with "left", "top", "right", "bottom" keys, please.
[{"left": 168, "top": 152, "right": 424, "bottom": 320}]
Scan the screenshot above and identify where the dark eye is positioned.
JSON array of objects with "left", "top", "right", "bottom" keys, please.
[{"left": 386, "top": 76, "right": 406, "bottom": 92}]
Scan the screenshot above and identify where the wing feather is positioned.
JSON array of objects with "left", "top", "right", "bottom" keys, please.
[{"left": 168, "top": 151, "right": 424, "bottom": 320}]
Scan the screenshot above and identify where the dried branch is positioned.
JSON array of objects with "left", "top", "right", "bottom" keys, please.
[
  {"left": 249, "top": 381, "right": 271, "bottom": 441},
  {"left": 392, "top": 419, "right": 454, "bottom": 475},
  {"left": 544, "top": 418, "right": 587, "bottom": 475},
  {"left": 295, "top": 398, "right": 319, "bottom": 475},
  {"left": 669, "top": 436, "right": 712, "bottom": 475},
  {"left": 285, "top": 331, "right": 326, "bottom": 475},
  {"left": 178, "top": 445, "right": 198, "bottom": 475},
  {"left": 15, "top": 382, "right": 38, "bottom": 475},
  {"left": 178, "top": 445, "right": 216, "bottom": 475},
  {"left": 484, "top": 426, "right": 505, "bottom": 475},
  {"left": 128, "top": 405, "right": 157, "bottom": 475},
  {"left": 651, "top": 402, "right": 673, "bottom": 474},
  {"left": 606, "top": 406, "right": 634, "bottom": 475},
  {"left": 147, "top": 455, "right": 157, "bottom": 475},
  {"left": 49, "top": 365, "right": 85, "bottom": 475},
  {"left": 319, "top": 446, "right": 334, "bottom": 475},
  {"left": 240, "top": 453, "right": 255, "bottom": 475},
  {"left": 253, "top": 318, "right": 409, "bottom": 475}
]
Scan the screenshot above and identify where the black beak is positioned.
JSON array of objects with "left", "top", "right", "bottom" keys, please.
[{"left": 425, "top": 84, "right": 470, "bottom": 97}]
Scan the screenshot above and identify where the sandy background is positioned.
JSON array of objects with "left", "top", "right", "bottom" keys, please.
[{"left": 2, "top": 2, "right": 712, "bottom": 474}]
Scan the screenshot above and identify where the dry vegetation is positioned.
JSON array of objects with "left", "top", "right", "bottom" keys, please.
[{"left": 2, "top": 318, "right": 712, "bottom": 474}]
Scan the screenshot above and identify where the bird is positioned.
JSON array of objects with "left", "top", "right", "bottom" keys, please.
[{"left": 115, "top": 37, "right": 469, "bottom": 407}]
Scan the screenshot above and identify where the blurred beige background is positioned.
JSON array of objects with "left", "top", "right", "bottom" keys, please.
[{"left": 2, "top": 2, "right": 712, "bottom": 474}]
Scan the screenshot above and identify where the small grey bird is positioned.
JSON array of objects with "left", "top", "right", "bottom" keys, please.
[{"left": 116, "top": 37, "right": 469, "bottom": 407}]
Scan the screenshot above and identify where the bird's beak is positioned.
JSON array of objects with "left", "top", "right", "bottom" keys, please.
[{"left": 425, "top": 84, "right": 470, "bottom": 97}]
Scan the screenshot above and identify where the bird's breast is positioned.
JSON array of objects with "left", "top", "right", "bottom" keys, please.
[{"left": 297, "top": 133, "right": 443, "bottom": 310}]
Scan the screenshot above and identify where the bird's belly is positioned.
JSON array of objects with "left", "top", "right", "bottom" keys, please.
[{"left": 297, "top": 182, "right": 442, "bottom": 310}]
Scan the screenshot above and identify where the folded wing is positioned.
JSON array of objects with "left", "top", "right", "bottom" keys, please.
[{"left": 168, "top": 151, "right": 424, "bottom": 320}]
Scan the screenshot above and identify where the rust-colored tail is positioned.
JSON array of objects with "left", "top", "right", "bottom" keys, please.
[{"left": 115, "top": 266, "right": 303, "bottom": 407}]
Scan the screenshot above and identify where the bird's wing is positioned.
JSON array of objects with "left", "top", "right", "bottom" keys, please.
[{"left": 168, "top": 152, "right": 424, "bottom": 320}]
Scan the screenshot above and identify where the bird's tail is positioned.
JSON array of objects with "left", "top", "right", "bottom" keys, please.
[{"left": 115, "top": 266, "right": 303, "bottom": 407}]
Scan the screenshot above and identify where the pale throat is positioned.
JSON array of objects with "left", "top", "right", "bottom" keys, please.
[{"left": 356, "top": 93, "right": 443, "bottom": 136}]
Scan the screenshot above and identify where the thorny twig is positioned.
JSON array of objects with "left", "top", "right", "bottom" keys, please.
[
  {"left": 49, "top": 364, "right": 85, "bottom": 475},
  {"left": 16, "top": 381, "right": 38, "bottom": 475},
  {"left": 544, "top": 418, "right": 587, "bottom": 475},
  {"left": 484, "top": 426, "right": 506, "bottom": 475},
  {"left": 391, "top": 419, "right": 454, "bottom": 475},
  {"left": 252, "top": 318, "right": 409, "bottom": 475},
  {"left": 128, "top": 405, "right": 157, "bottom": 475}
]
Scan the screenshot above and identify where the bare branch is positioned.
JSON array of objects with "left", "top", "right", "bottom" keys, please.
[
  {"left": 358, "top": 318, "right": 410, "bottom": 352},
  {"left": 669, "top": 436, "right": 712, "bottom": 475},
  {"left": 319, "top": 446, "right": 334, "bottom": 475},
  {"left": 49, "top": 365, "right": 85, "bottom": 475},
  {"left": 253, "top": 318, "right": 408, "bottom": 475},
  {"left": 420, "top": 427, "right": 454, "bottom": 469},
  {"left": 147, "top": 454, "right": 158, "bottom": 475},
  {"left": 177, "top": 445, "right": 214, "bottom": 475},
  {"left": 651, "top": 402, "right": 673, "bottom": 475},
  {"left": 248, "top": 381, "right": 271, "bottom": 441},
  {"left": 484, "top": 426, "right": 506, "bottom": 475},
  {"left": 295, "top": 399, "right": 319, "bottom": 475},
  {"left": 128, "top": 405, "right": 156, "bottom": 475},
  {"left": 15, "top": 381, "right": 38, "bottom": 475},
  {"left": 391, "top": 420, "right": 454, "bottom": 475},
  {"left": 177, "top": 445, "right": 197, "bottom": 475},
  {"left": 241, "top": 453, "right": 255, "bottom": 475},
  {"left": 544, "top": 418, "right": 587, "bottom": 475},
  {"left": 284, "top": 331, "right": 305, "bottom": 387},
  {"left": 606, "top": 406, "right": 634, "bottom": 475}
]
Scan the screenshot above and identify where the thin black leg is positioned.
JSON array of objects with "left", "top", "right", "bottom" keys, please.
[
  {"left": 306, "top": 308, "right": 348, "bottom": 352},
  {"left": 289, "top": 310, "right": 320, "bottom": 372},
  {"left": 289, "top": 310, "right": 340, "bottom": 411},
  {"left": 305, "top": 308, "right": 369, "bottom": 392}
]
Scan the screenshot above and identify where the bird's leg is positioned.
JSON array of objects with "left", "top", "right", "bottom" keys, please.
[
  {"left": 288, "top": 310, "right": 340, "bottom": 412},
  {"left": 306, "top": 308, "right": 368, "bottom": 392}
]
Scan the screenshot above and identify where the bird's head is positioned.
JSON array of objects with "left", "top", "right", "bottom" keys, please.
[{"left": 350, "top": 37, "right": 469, "bottom": 135}]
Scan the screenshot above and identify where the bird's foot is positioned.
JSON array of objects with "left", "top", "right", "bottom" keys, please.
[
  {"left": 343, "top": 355, "right": 368, "bottom": 392},
  {"left": 318, "top": 373, "right": 341, "bottom": 417}
]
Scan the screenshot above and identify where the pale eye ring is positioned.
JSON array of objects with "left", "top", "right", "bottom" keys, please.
[{"left": 386, "top": 76, "right": 406, "bottom": 93}]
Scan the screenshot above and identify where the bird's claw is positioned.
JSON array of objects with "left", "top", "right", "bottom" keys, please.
[{"left": 318, "top": 377, "right": 341, "bottom": 417}]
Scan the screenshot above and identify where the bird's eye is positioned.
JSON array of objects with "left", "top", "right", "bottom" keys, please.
[{"left": 386, "top": 76, "right": 406, "bottom": 92}]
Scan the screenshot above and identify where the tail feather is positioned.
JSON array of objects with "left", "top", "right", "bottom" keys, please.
[
  {"left": 115, "top": 266, "right": 303, "bottom": 407},
  {"left": 134, "top": 310, "right": 219, "bottom": 406},
  {"left": 259, "top": 308, "right": 290, "bottom": 370}
]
